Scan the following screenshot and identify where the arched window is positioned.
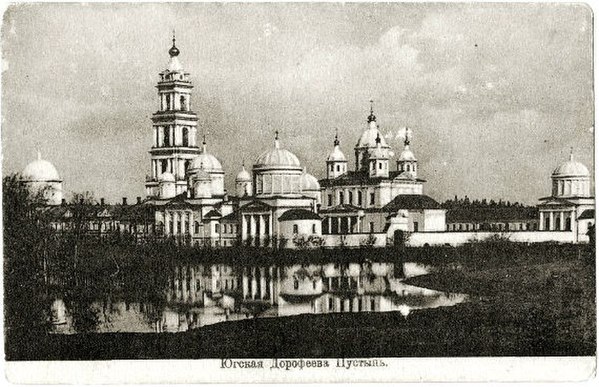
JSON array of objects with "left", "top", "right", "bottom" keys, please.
[
  {"left": 161, "top": 160, "right": 168, "bottom": 174},
  {"left": 336, "top": 165, "right": 340, "bottom": 172},
  {"left": 294, "top": 279, "right": 299, "bottom": 290},
  {"left": 293, "top": 224, "right": 299, "bottom": 234},
  {"left": 182, "top": 127, "right": 189, "bottom": 147},
  {"left": 166, "top": 95, "right": 171, "bottom": 111},
  {"left": 180, "top": 96, "right": 187, "bottom": 111},
  {"left": 164, "top": 127, "right": 170, "bottom": 146}
]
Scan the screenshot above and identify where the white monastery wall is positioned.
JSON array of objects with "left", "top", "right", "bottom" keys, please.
[{"left": 407, "top": 230, "right": 578, "bottom": 247}]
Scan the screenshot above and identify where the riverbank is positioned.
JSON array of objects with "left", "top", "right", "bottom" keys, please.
[
  {"left": 6, "top": 242, "right": 595, "bottom": 360},
  {"left": 7, "top": 298, "right": 594, "bottom": 360}
]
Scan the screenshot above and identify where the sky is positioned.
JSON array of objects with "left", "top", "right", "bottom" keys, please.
[{"left": 1, "top": 3, "right": 594, "bottom": 204}]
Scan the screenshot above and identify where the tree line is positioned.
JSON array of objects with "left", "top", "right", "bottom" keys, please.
[{"left": 442, "top": 195, "right": 536, "bottom": 210}]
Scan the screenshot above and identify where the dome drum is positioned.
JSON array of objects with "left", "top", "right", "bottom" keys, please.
[{"left": 254, "top": 170, "right": 303, "bottom": 196}]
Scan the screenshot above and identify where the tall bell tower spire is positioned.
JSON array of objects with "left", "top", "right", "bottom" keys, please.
[{"left": 145, "top": 34, "right": 201, "bottom": 198}]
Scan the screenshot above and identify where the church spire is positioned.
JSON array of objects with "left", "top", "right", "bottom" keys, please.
[
  {"left": 404, "top": 127, "right": 411, "bottom": 147},
  {"left": 274, "top": 130, "right": 280, "bottom": 149},
  {"left": 334, "top": 128, "right": 339, "bottom": 146},
  {"left": 367, "top": 99, "right": 377, "bottom": 123},
  {"left": 569, "top": 147, "right": 574, "bottom": 161}
]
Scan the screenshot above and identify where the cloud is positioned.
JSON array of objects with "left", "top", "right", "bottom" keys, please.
[{"left": 1, "top": 3, "right": 593, "bottom": 203}]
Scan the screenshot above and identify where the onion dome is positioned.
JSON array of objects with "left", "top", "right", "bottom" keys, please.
[
  {"left": 357, "top": 123, "right": 389, "bottom": 148},
  {"left": 399, "top": 147, "right": 416, "bottom": 161},
  {"left": 356, "top": 104, "right": 389, "bottom": 149},
  {"left": 166, "top": 33, "right": 183, "bottom": 72},
  {"left": 236, "top": 164, "right": 251, "bottom": 182},
  {"left": 370, "top": 147, "right": 387, "bottom": 160},
  {"left": 168, "top": 35, "right": 180, "bottom": 57},
  {"left": 21, "top": 152, "right": 61, "bottom": 181},
  {"left": 327, "top": 132, "right": 347, "bottom": 161},
  {"left": 190, "top": 139, "right": 223, "bottom": 172},
  {"left": 254, "top": 131, "right": 301, "bottom": 168},
  {"left": 398, "top": 128, "right": 417, "bottom": 161},
  {"left": 369, "top": 134, "right": 387, "bottom": 159},
  {"left": 552, "top": 151, "right": 590, "bottom": 177},
  {"left": 300, "top": 168, "right": 320, "bottom": 191},
  {"left": 158, "top": 172, "right": 176, "bottom": 182}
]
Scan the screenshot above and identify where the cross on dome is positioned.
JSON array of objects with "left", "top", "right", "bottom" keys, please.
[
  {"left": 201, "top": 132, "right": 207, "bottom": 153},
  {"left": 367, "top": 99, "right": 377, "bottom": 123}
]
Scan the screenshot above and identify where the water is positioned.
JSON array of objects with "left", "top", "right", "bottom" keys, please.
[{"left": 49, "top": 261, "right": 467, "bottom": 334}]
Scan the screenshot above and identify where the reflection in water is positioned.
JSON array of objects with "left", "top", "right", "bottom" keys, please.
[{"left": 49, "top": 262, "right": 467, "bottom": 334}]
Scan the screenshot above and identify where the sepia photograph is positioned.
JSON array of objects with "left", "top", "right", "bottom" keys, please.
[{"left": 1, "top": 1, "right": 596, "bottom": 383}]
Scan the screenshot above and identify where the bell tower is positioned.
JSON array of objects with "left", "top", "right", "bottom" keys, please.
[{"left": 146, "top": 33, "right": 201, "bottom": 198}]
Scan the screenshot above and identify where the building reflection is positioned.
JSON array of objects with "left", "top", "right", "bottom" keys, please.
[{"left": 49, "top": 262, "right": 467, "bottom": 334}]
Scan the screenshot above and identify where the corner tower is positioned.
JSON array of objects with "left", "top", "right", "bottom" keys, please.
[
  {"left": 326, "top": 130, "right": 348, "bottom": 179},
  {"left": 396, "top": 127, "right": 418, "bottom": 178},
  {"left": 146, "top": 34, "right": 200, "bottom": 198}
]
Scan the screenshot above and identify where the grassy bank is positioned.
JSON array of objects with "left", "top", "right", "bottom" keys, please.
[
  {"left": 404, "top": 242, "right": 596, "bottom": 357},
  {"left": 7, "top": 300, "right": 594, "bottom": 360}
]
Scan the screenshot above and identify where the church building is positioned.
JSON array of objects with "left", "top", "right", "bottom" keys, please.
[
  {"left": 538, "top": 151, "right": 594, "bottom": 242},
  {"left": 17, "top": 35, "right": 593, "bottom": 249},
  {"left": 318, "top": 103, "right": 446, "bottom": 244}
]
